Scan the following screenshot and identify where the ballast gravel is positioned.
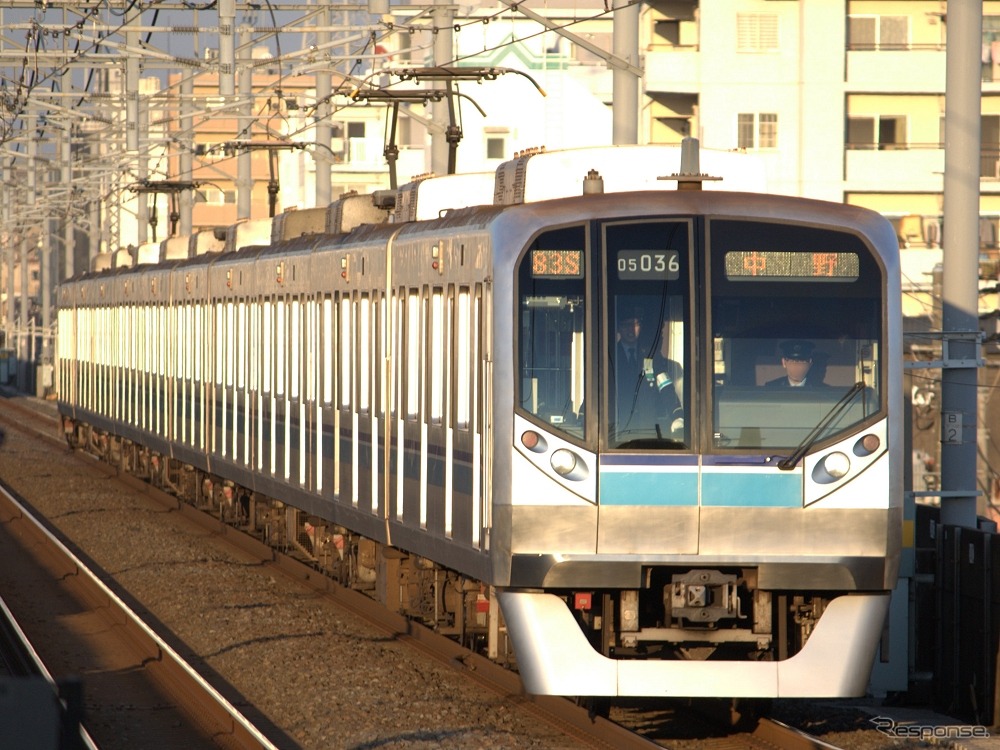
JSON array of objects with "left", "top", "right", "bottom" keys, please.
[{"left": 0, "top": 408, "right": 577, "bottom": 750}]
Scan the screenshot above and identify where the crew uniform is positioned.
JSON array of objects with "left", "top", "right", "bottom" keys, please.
[{"left": 612, "top": 343, "right": 684, "bottom": 439}]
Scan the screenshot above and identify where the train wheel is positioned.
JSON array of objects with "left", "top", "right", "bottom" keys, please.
[
  {"left": 574, "top": 696, "right": 611, "bottom": 719},
  {"left": 730, "top": 697, "right": 772, "bottom": 729}
]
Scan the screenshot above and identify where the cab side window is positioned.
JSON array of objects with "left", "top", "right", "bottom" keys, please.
[{"left": 517, "top": 226, "right": 587, "bottom": 441}]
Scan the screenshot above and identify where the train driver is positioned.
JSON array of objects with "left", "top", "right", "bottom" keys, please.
[{"left": 764, "top": 340, "right": 827, "bottom": 388}]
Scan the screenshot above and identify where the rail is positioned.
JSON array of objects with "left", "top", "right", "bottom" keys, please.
[{"left": 0, "top": 477, "right": 278, "bottom": 750}]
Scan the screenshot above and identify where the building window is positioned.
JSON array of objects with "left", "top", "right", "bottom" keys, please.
[
  {"left": 981, "top": 115, "right": 1000, "bottom": 178},
  {"left": 846, "top": 115, "right": 907, "bottom": 150},
  {"left": 486, "top": 136, "right": 506, "bottom": 160},
  {"left": 346, "top": 121, "right": 368, "bottom": 163},
  {"left": 737, "top": 113, "right": 778, "bottom": 150},
  {"left": 737, "top": 13, "right": 778, "bottom": 52},
  {"left": 848, "top": 15, "right": 909, "bottom": 51},
  {"left": 984, "top": 17, "right": 1000, "bottom": 82},
  {"left": 195, "top": 188, "right": 236, "bottom": 205}
]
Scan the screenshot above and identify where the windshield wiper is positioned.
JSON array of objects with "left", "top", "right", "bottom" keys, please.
[{"left": 777, "top": 382, "right": 867, "bottom": 471}]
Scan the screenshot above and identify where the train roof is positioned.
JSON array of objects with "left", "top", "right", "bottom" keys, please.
[
  {"left": 492, "top": 144, "right": 764, "bottom": 206},
  {"left": 69, "top": 143, "right": 778, "bottom": 280}
]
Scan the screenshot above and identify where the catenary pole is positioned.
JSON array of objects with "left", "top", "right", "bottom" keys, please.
[
  {"left": 237, "top": 27, "right": 253, "bottom": 220},
  {"left": 431, "top": 0, "right": 454, "bottom": 175},
  {"left": 940, "top": 0, "right": 982, "bottom": 528},
  {"left": 315, "top": 5, "right": 333, "bottom": 208},
  {"left": 611, "top": 0, "right": 639, "bottom": 144}
]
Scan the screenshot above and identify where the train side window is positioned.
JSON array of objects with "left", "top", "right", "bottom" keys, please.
[
  {"left": 215, "top": 301, "right": 225, "bottom": 387},
  {"left": 516, "top": 225, "right": 587, "bottom": 441},
  {"left": 276, "top": 298, "right": 286, "bottom": 397},
  {"left": 405, "top": 289, "right": 421, "bottom": 420},
  {"left": 455, "top": 287, "right": 472, "bottom": 430},
  {"left": 322, "top": 296, "right": 333, "bottom": 405},
  {"left": 249, "top": 301, "right": 259, "bottom": 393},
  {"left": 169, "top": 306, "right": 187, "bottom": 396},
  {"left": 184, "top": 303, "right": 193, "bottom": 382},
  {"left": 339, "top": 294, "right": 351, "bottom": 409},
  {"left": 291, "top": 297, "right": 302, "bottom": 401},
  {"left": 358, "top": 294, "right": 371, "bottom": 413},
  {"left": 263, "top": 299, "right": 273, "bottom": 395},
  {"left": 159, "top": 304, "right": 166, "bottom": 385},
  {"left": 225, "top": 300, "right": 236, "bottom": 389},
  {"left": 175, "top": 304, "right": 183, "bottom": 385},
  {"left": 376, "top": 294, "right": 387, "bottom": 419},
  {"left": 429, "top": 288, "right": 445, "bottom": 424},
  {"left": 198, "top": 303, "right": 206, "bottom": 385},
  {"left": 237, "top": 300, "right": 247, "bottom": 390},
  {"left": 389, "top": 292, "right": 402, "bottom": 419},
  {"left": 305, "top": 297, "right": 317, "bottom": 404}
]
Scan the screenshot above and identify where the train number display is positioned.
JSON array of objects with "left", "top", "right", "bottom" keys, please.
[{"left": 617, "top": 249, "right": 680, "bottom": 280}]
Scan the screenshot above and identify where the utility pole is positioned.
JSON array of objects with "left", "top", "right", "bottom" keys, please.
[
  {"left": 940, "top": 0, "right": 983, "bottom": 528},
  {"left": 314, "top": 5, "right": 333, "bottom": 208},
  {"left": 23, "top": 100, "right": 36, "bottom": 335},
  {"left": 431, "top": 0, "right": 454, "bottom": 176},
  {"left": 237, "top": 27, "right": 253, "bottom": 220},
  {"left": 179, "top": 73, "right": 194, "bottom": 238},
  {"left": 611, "top": 0, "right": 639, "bottom": 144},
  {"left": 61, "top": 64, "right": 74, "bottom": 279},
  {"left": 137, "top": 99, "right": 150, "bottom": 244},
  {"left": 219, "top": 0, "right": 236, "bottom": 97},
  {"left": 1, "top": 166, "right": 11, "bottom": 338}
]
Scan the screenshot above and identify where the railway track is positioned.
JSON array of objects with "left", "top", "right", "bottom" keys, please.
[
  {"left": 0, "top": 592, "right": 43, "bottom": 678},
  {"left": 0, "top": 488, "right": 93, "bottom": 750},
  {"left": 0, "top": 391, "right": 847, "bottom": 749},
  {"left": 0, "top": 394, "right": 660, "bottom": 749},
  {"left": 0, "top": 463, "right": 278, "bottom": 749},
  {"left": 751, "top": 718, "right": 843, "bottom": 749},
  {"left": 0, "top": 590, "right": 96, "bottom": 749},
  {"left": 614, "top": 698, "right": 851, "bottom": 750}
]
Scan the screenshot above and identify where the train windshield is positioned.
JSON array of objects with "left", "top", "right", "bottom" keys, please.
[
  {"left": 515, "top": 215, "right": 884, "bottom": 454},
  {"left": 710, "top": 219, "right": 883, "bottom": 450},
  {"left": 604, "top": 220, "right": 691, "bottom": 448}
]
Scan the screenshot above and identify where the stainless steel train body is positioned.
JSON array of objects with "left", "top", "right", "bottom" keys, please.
[{"left": 56, "top": 170, "right": 901, "bottom": 700}]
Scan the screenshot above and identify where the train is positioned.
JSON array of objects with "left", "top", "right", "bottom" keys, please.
[{"left": 56, "top": 142, "right": 902, "bottom": 699}]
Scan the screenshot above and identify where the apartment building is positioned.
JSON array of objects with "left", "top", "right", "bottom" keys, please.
[
  {"left": 643, "top": 1, "right": 1000, "bottom": 300},
  {"left": 149, "top": 1, "right": 1000, "bottom": 270},
  {"left": 163, "top": 53, "right": 393, "bottom": 230}
]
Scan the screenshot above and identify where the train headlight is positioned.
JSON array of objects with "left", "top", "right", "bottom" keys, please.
[
  {"left": 814, "top": 451, "right": 851, "bottom": 481},
  {"left": 550, "top": 448, "right": 588, "bottom": 480},
  {"left": 550, "top": 449, "right": 577, "bottom": 476}
]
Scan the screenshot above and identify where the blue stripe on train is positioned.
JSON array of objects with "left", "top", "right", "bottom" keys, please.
[
  {"left": 598, "top": 464, "right": 802, "bottom": 507},
  {"left": 599, "top": 471, "right": 698, "bottom": 506},
  {"left": 701, "top": 471, "right": 801, "bottom": 507}
]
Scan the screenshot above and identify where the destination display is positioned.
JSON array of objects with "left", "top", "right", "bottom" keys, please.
[{"left": 725, "top": 251, "right": 859, "bottom": 281}]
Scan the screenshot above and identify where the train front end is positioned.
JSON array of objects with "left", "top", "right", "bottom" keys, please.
[{"left": 491, "top": 189, "right": 901, "bottom": 698}]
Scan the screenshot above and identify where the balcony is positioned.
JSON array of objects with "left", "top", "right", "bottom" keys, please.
[
  {"left": 846, "top": 48, "right": 945, "bottom": 92},
  {"left": 644, "top": 48, "right": 701, "bottom": 94},
  {"left": 844, "top": 146, "right": 943, "bottom": 191}
]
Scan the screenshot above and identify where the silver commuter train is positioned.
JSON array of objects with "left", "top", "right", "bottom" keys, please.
[{"left": 56, "top": 144, "right": 901, "bottom": 699}]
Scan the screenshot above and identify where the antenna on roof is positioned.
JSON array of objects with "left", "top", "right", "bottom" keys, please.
[{"left": 659, "top": 137, "right": 722, "bottom": 191}]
